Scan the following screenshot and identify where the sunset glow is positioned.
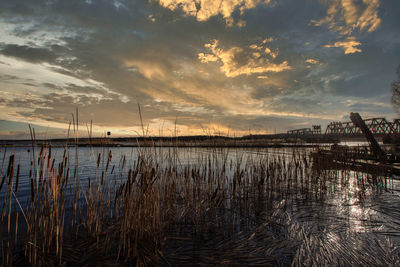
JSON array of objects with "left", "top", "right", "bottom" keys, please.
[{"left": 0, "top": 0, "right": 399, "bottom": 138}]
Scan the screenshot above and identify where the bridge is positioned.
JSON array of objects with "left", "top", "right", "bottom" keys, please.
[
  {"left": 286, "top": 116, "right": 400, "bottom": 141},
  {"left": 287, "top": 125, "right": 321, "bottom": 136},
  {"left": 325, "top": 117, "right": 400, "bottom": 137}
]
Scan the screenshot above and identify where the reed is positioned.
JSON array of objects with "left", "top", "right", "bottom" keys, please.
[{"left": 0, "top": 141, "right": 398, "bottom": 266}]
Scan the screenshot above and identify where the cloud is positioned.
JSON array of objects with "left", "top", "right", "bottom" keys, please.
[
  {"left": 305, "top": 58, "right": 321, "bottom": 68},
  {"left": 312, "top": 0, "right": 381, "bottom": 55},
  {"left": 305, "top": 58, "right": 320, "bottom": 65},
  {"left": 0, "top": 0, "right": 398, "bottom": 138},
  {"left": 324, "top": 37, "right": 362, "bottom": 54},
  {"left": 125, "top": 60, "right": 167, "bottom": 80},
  {"left": 0, "top": 54, "right": 129, "bottom": 108},
  {"left": 312, "top": 0, "right": 381, "bottom": 35},
  {"left": 0, "top": 44, "right": 57, "bottom": 63},
  {"left": 148, "top": 14, "right": 156, "bottom": 22},
  {"left": 154, "top": 0, "right": 272, "bottom": 26},
  {"left": 198, "top": 39, "right": 291, "bottom": 77}
]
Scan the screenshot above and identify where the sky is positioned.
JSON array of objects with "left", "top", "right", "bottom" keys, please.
[{"left": 0, "top": 0, "right": 399, "bottom": 139}]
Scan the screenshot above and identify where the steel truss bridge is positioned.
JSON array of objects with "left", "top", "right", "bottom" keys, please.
[
  {"left": 287, "top": 125, "right": 321, "bottom": 136},
  {"left": 325, "top": 118, "right": 400, "bottom": 137},
  {"left": 286, "top": 117, "right": 400, "bottom": 138}
]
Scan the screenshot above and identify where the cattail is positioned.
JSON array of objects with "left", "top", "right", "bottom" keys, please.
[
  {"left": 15, "top": 164, "right": 20, "bottom": 193},
  {"left": 0, "top": 175, "right": 5, "bottom": 192},
  {"left": 7, "top": 155, "right": 15, "bottom": 186},
  {"left": 97, "top": 153, "right": 101, "bottom": 168},
  {"left": 29, "top": 160, "right": 35, "bottom": 201},
  {"left": 111, "top": 165, "right": 115, "bottom": 175},
  {"left": 30, "top": 177, "right": 35, "bottom": 201}
]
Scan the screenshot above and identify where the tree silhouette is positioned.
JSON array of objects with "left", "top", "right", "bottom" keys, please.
[{"left": 391, "top": 65, "right": 400, "bottom": 114}]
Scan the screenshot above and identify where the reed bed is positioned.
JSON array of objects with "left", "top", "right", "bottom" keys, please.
[{"left": 0, "top": 143, "right": 399, "bottom": 266}]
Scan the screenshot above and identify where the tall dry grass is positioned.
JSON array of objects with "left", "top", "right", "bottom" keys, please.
[{"left": 0, "top": 140, "right": 398, "bottom": 266}]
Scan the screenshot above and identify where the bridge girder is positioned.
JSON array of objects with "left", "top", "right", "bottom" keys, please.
[{"left": 325, "top": 117, "right": 399, "bottom": 136}]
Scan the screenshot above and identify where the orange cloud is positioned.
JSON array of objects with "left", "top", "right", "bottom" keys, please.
[
  {"left": 155, "top": 0, "right": 272, "bottom": 26},
  {"left": 313, "top": 0, "right": 380, "bottom": 55},
  {"left": 312, "top": 0, "right": 381, "bottom": 35},
  {"left": 324, "top": 37, "right": 362, "bottom": 54},
  {"left": 198, "top": 39, "right": 291, "bottom": 77},
  {"left": 305, "top": 58, "right": 320, "bottom": 65}
]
